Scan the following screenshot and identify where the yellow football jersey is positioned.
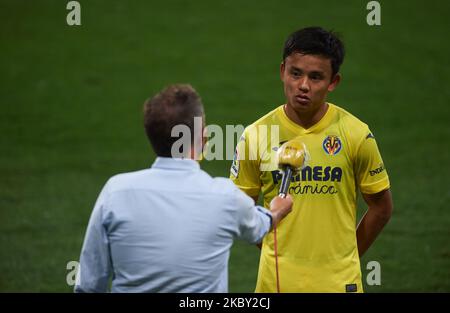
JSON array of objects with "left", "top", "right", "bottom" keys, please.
[{"left": 230, "top": 103, "right": 390, "bottom": 293}]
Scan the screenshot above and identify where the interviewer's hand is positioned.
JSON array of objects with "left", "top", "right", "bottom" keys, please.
[{"left": 270, "top": 194, "right": 293, "bottom": 227}]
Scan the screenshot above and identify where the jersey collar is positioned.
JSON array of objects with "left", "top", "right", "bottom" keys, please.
[{"left": 278, "top": 102, "right": 336, "bottom": 135}]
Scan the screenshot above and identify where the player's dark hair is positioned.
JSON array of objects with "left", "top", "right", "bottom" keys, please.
[
  {"left": 283, "top": 27, "right": 345, "bottom": 77},
  {"left": 143, "top": 84, "right": 204, "bottom": 157}
]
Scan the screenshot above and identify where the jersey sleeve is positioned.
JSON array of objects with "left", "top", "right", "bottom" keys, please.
[
  {"left": 229, "top": 128, "right": 262, "bottom": 197},
  {"left": 354, "top": 130, "right": 390, "bottom": 194}
]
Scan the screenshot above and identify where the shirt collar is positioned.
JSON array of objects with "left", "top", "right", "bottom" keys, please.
[
  {"left": 151, "top": 157, "right": 200, "bottom": 171},
  {"left": 277, "top": 102, "right": 336, "bottom": 135}
]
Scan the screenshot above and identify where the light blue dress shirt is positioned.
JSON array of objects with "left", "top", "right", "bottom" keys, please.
[{"left": 75, "top": 157, "right": 272, "bottom": 293}]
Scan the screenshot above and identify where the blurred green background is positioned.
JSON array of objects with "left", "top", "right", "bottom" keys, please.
[{"left": 1, "top": 0, "right": 449, "bottom": 292}]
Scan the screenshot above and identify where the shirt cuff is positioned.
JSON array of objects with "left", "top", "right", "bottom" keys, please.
[{"left": 256, "top": 206, "right": 272, "bottom": 229}]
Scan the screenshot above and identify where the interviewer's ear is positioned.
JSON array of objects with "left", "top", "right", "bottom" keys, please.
[{"left": 328, "top": 73, "right": 341, "bottom": 92}]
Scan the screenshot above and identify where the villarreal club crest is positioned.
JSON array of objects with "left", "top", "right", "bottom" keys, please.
[{"left": 323, "top": 135, "right": 342, "bottom": 155}]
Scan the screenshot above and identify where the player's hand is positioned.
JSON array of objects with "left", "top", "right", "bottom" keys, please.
[{"left": 270, "top": 194, "right": 293, "bottom": 227}]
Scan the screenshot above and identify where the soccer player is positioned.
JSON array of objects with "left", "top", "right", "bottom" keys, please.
[{"left": 230, "top": 27, "right": 393, "bottom": 292}]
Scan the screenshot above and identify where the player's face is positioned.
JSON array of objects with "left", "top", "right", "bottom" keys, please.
[{"left": 280, "top": 53, "right": 340, "bottom": 115}]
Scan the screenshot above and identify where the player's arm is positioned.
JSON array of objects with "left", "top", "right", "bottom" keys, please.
[
  {"left": 229, "top": 128, "right": 263, "bottom": 247},
  {"left": 357, "top": 189, "right": 393, "bottom": 256},
  {"left": 354, "top": 129, "right": 393, "bottom": 257},
  {"left": 229, "top": 129, "right": 261, "bottom": 200}
]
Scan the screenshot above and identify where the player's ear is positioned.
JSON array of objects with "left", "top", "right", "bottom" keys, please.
[
  {"left": 280, "top": 62, "right": 285, "bottom": 82},
  {"left": 328, "top": 73, "right": 341, "bottom": 92}
]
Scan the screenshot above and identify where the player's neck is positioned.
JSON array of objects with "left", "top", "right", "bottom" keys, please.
[{"left": 284, "top": 102, "right": 329, "bottom": 129}]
